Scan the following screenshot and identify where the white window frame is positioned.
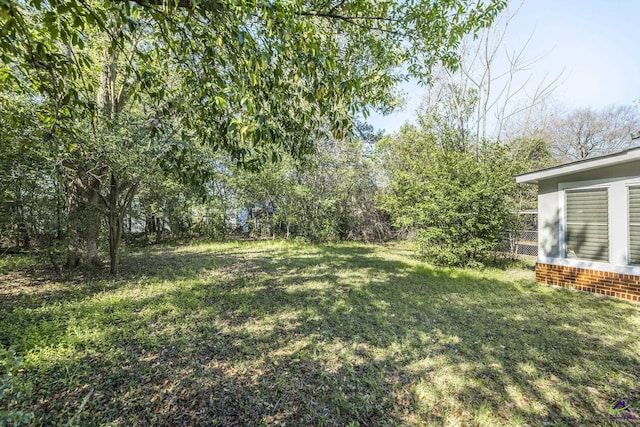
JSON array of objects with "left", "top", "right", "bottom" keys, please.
[
  {"left": 547, "top": 176, "right": 640, "bottom": 275},
  {"left": 558, "top": 180, "right": 612, "bottom": 262},
  {"left": 563, "top": 187, "right": 610, "bottom": 262},
  {"left": 627, "top": 184, "right": 640, "bottom": 265}
]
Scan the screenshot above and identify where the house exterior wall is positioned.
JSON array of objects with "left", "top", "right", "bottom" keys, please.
[
  {"left": 538, "top": 180, "right": 560, "bottom": 258},
  {"left": 535, "top": 159, "right": 640, "bottom": 301}
]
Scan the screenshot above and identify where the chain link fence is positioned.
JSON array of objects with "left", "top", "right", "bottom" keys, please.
[
  {"left": 504, "top": 212, "right": 538, "bottom": 258},
  {"left": 515, "top": 230, "right": 538, "bottom": 257}
]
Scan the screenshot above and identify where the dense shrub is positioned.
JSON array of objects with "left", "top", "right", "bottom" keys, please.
[{"left": 378, "top": 125, "right": 518, "bottom": 267}]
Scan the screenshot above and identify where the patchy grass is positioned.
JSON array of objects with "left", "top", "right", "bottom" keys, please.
[
  {"left": 1, "top": 241, "right": 639, "bottom": 426},
  {"left": 0, "top": 252, "right": 34, "bottom": 274}
]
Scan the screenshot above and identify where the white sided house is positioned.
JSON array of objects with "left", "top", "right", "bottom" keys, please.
[{"left": 517, "top": 147, "right": 640, "bottom": 302}]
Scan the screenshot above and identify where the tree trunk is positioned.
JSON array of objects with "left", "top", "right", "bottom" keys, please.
[
  {"left": 65, "top": 27, "right": 131, "bottom": 270},
  {"left": 106, "top": 171, "right": 138, "bottom": 275},
  {"left": 108, "top": 213, "right": 123, "bottom": 274},
  {"left": 18, "top": 222, "right": 29, "bottom": 249},
  {"left": 108, "top": 172, "right": 121, "bottom": 275},
  {"left": 66, "top": 173, "right": 102, "bottom": 268},
  {"left": 155, "top": 217, "right": 162, "bottom": 243},
  {"left": 56, "top": 183, "right": 63, "bottom": 240}
]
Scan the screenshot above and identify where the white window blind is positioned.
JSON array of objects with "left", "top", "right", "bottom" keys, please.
[
  {"left": 565, "top": 188, "right": 609, "bottom": 262},
  {"left": 629, "top": 186, "right": 640, "bottom": 265}
]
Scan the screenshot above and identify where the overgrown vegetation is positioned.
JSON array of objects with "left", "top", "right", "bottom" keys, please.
[
  {"left": 3, "top": 0, "right": 640, "bottom": 270},
  {"left": 377, "top": 119, "right": 521, "bottom": 267},
  {"left": 0, "top": 0, "right": 509, "bottom": 273},
  {"left": 0, "top": 346, "right": 33, "bottom": 426},
  {"left": 1, "top": 241, "right": 639, "bottom": 425}
]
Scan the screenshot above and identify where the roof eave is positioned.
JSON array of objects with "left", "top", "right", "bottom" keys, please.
[{"left": 516, "top": 147, "right": 640, "bottom": 184}]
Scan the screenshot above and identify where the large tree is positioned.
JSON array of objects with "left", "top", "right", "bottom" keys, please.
[
  {"left": 1, "top": 0, "right": 506, "bottom": 271},
  {"left": 1, "top": 0, "right": 507, "bottom": 156},
  {"left": 415, "top": 1, "right": 562, "bottom": 150},
  {"left": 548, "top": 105, "right": 640, "bottom": 161}
]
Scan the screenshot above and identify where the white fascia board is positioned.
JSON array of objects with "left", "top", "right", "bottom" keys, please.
[{"left": 516, "top": 148, "right": 640, "bottom": 184}]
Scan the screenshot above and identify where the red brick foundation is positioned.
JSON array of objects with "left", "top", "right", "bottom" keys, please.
[{"left": 536, "top": 263, "right": 640, "bottom": 302}]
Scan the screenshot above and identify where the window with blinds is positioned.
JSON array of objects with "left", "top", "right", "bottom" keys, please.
[
  {"left": 629, "top": 186, "right": 640, "bottom": 265},
  {"left": 565, "top": 188, "right": 609, "bottom": 262}
]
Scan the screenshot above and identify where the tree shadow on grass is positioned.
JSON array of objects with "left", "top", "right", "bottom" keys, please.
[
  {"left": 0, "top": 243, "right": 275, "bottom": 316},
  {"left": 0, "top": 242, "right": 378, "bottom": 314},
  {"left": 3, "top": 242, "right": 640, "bottom": 425}
]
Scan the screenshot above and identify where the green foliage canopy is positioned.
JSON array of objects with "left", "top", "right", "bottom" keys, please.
[{"left": 1, "top": 0, "right": 506, "bottom": 165}]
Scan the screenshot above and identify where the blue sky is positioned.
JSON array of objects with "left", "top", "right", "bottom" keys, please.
[{"left": 368, "top": 0, "right": 640, "bottom": 134}]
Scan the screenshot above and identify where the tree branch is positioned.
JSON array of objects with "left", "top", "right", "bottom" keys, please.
[{"left": 299, "top": 10, "right": 401, "bottom": 23}]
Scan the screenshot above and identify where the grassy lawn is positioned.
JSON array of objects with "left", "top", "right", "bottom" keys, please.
[{"left": 1, "top": 241, "right": 639, "bottom": 426}]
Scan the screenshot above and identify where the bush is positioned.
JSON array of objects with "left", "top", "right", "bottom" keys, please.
[
  {"left": 415, "top": 146, "right": 517, "bottom": 267},
  {"left": 378, "top": 126, "right": 518, "bottom": 267},
  {"left": 0, "top": 346, "right": 33, "bottom": 426}
]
